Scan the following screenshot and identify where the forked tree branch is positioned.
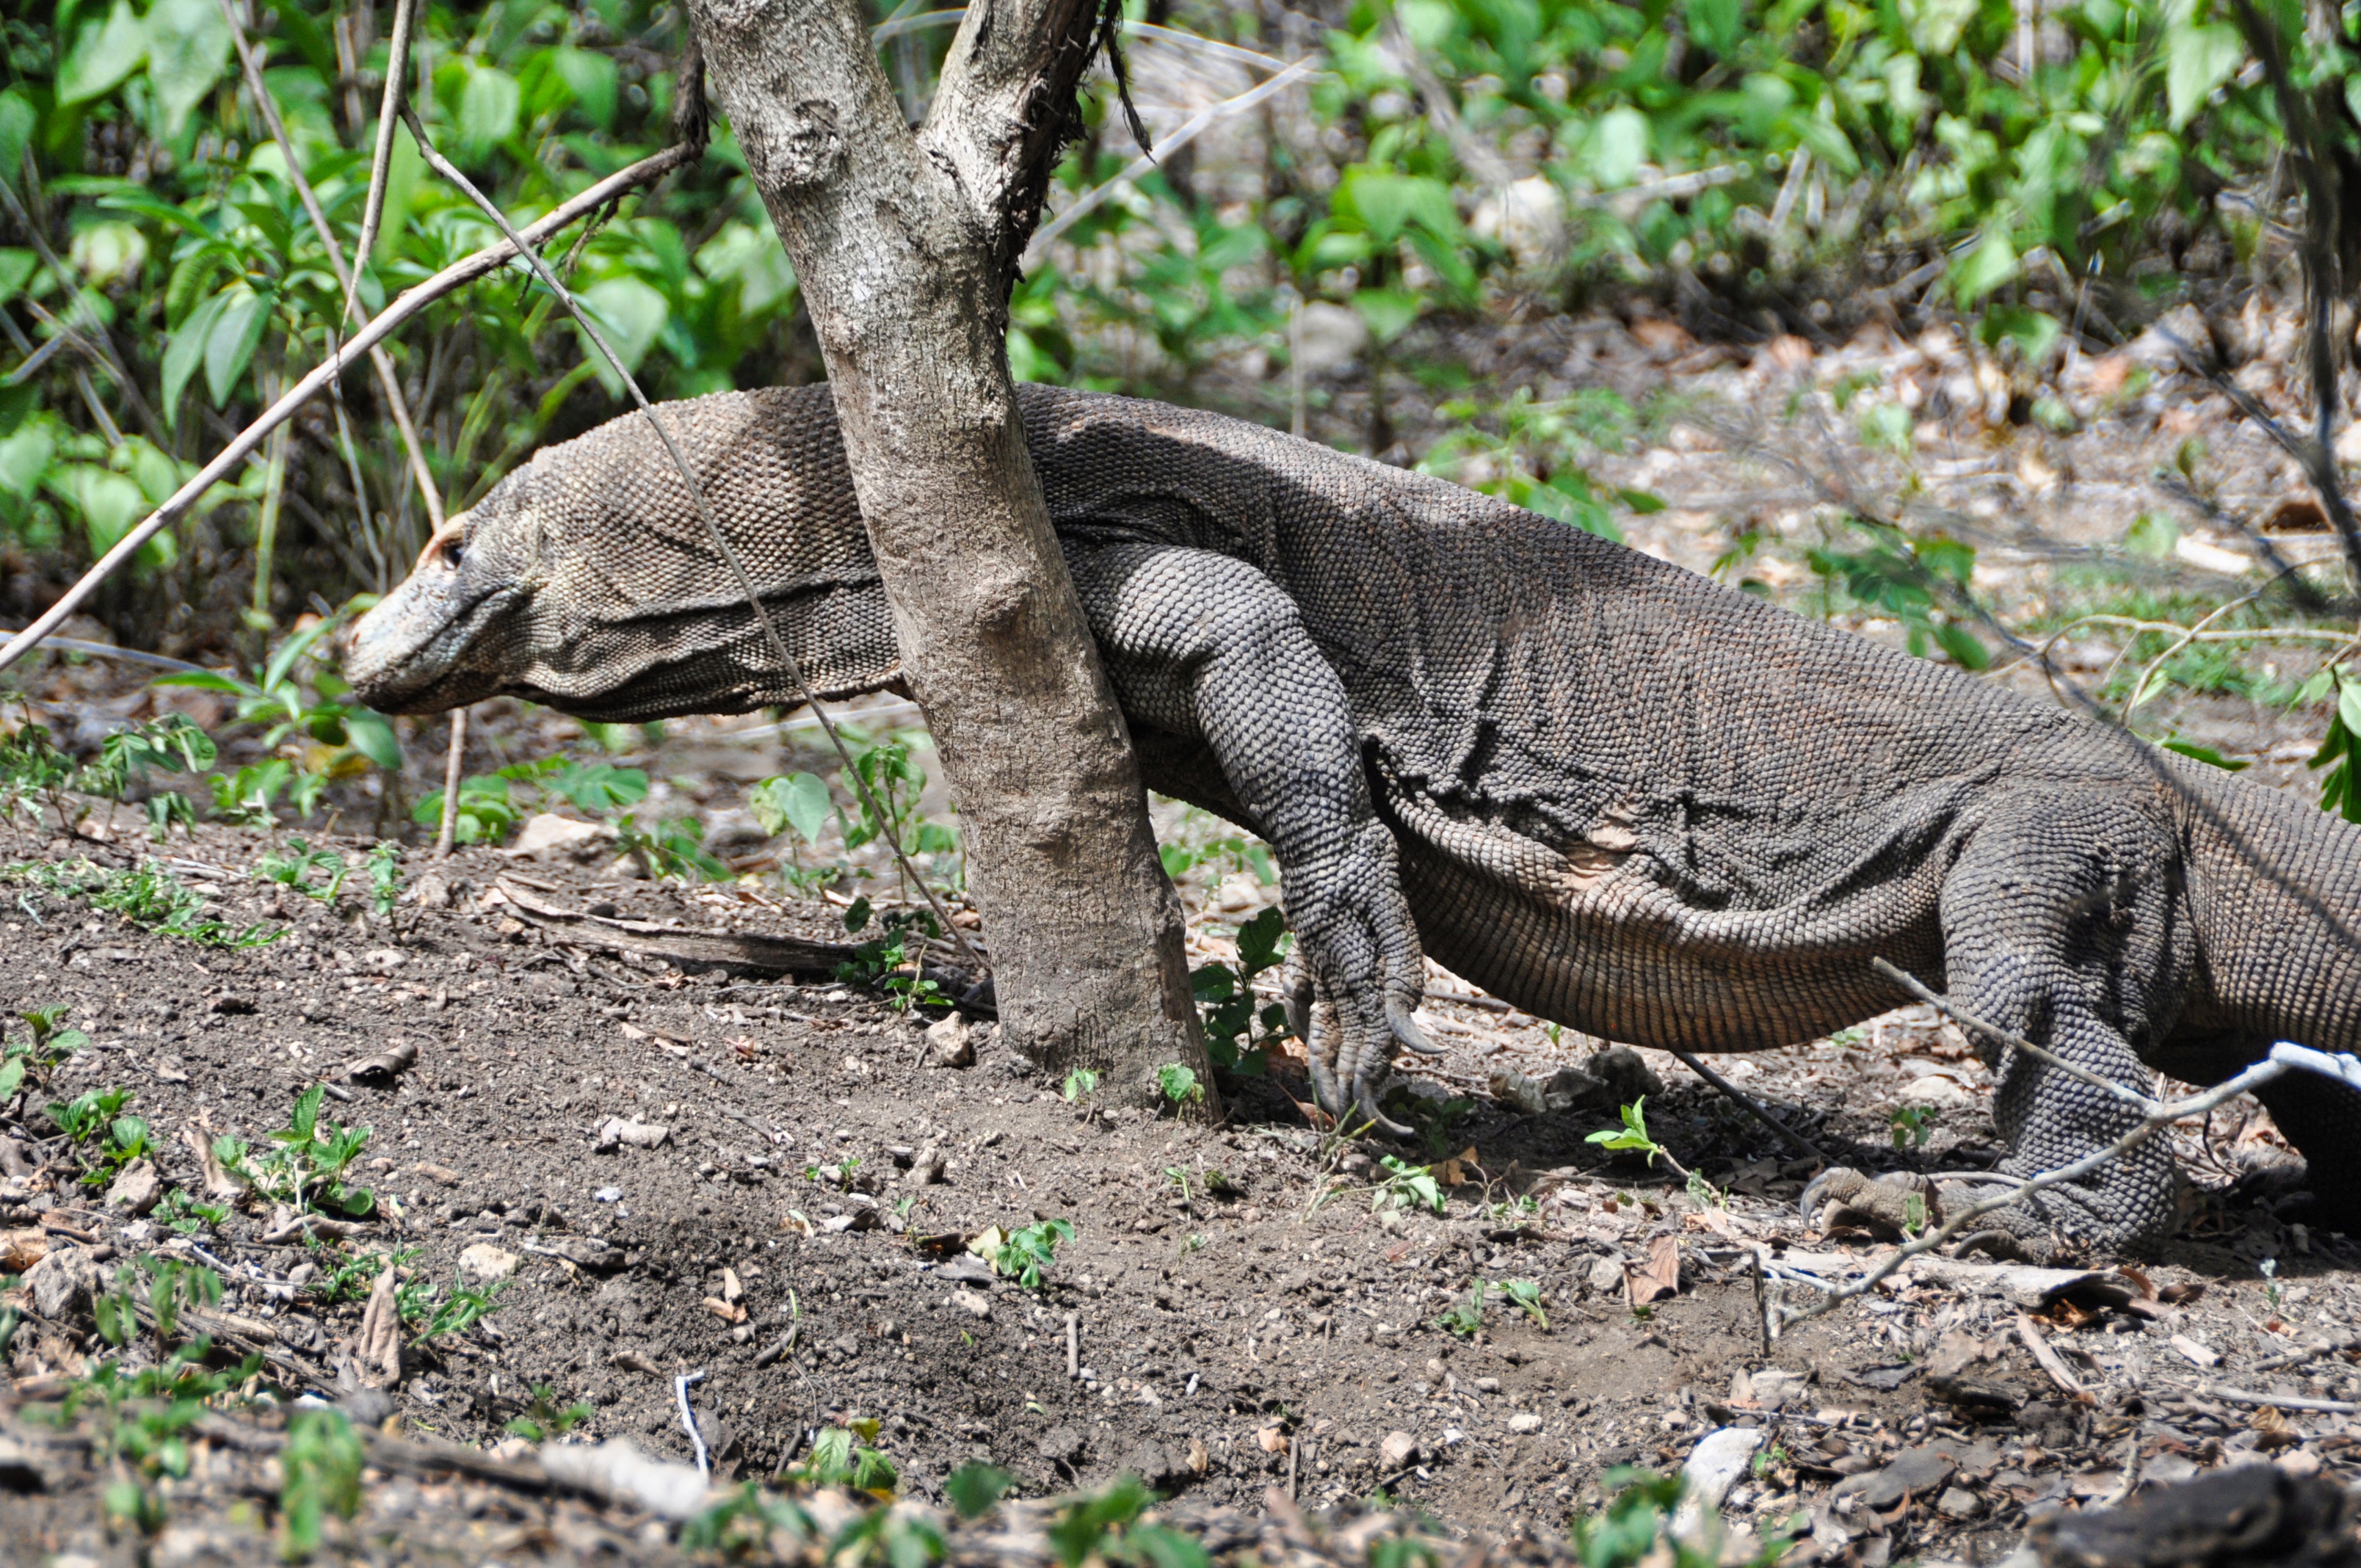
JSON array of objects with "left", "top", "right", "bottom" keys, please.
[{"left": 0, "top": 140, "right": 701, "bottom": 678}]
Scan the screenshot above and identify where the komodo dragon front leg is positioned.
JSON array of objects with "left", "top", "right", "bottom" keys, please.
[{"left": 1064, "top": 540, "right": 1440, "bottom": 1130}]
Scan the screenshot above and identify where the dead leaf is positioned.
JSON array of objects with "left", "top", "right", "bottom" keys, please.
[
  {"left": 1683, "top": 1206, "right": 1741, "bottom": 1240},
  {"left": 351, "top": 1266, "right": 401, "bottom": 1390},
  {"left": 2115, "top": 1266, "right": 2158, "bottom": 1301},
  {"left": 722, "top": 1267, "right": 744, "bottom": 1304},
  {"left": 1628, "top": 1234, "right": 1681, "bottom": 1305},
  {"left": 410, "top": 1162, "right": 464, "bottom": 1188},
  {"left": 2252, "top": 1406, "right": 2301, "bottom": 1450},
  {"left": 0, "top": 1228, "right": 47, "bottom": 1271},
  {"left": 1256, "top": 1426, "right": 1290, "bottom": 1454},
  {"left": 346, "top": 1040, "right": 418, "bottom": 1083},
  {"left": 609, "top": 1350, "right": 659, "bottom": 1374},
  {"left": 702, "top": 1296, "right": 747, "bottom": 1325},
  {"left": 778, "top": 1211, "right": 816, "bottom": 1238},
  {"left": 186, "top": 1128, "right": 243, "bottom": 1201},
  {"left": 620, "top": 1022, "right": 649, "bottom": 1040},
  {"left": 1435, "top": 1147, "right": 1481, "bottom": 1187},
  {"left": 1187, "top": 1438, "right": 1209, "bottom": 1475}
]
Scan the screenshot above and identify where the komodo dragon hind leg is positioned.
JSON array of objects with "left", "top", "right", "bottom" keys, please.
[{"left": 1810, "top": 791, "right": 2188, "bottom": 1258}]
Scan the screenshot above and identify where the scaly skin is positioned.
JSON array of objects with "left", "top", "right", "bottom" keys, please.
[{"left": 347, "top": 383, "right": 2361, "bottom": 1255}]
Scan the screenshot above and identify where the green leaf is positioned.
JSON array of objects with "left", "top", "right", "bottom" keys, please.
[
  {"left": 1691, "top": 0, "right": 1744, "bottom": 56},
  {"left": 59, "top": 1, "right": 148, "bottom": 107},
  {"left": 161, "top": 290, "right": 229, "bottom": 425},
  {"left": 0, "top": 90, "right": 37, "bottom": 192},
  {"left": 1352, "top": 287, "right": 1421, "bottom": 345},
  {"left": 576, "top": 277, "right": 668, "bottom": 396},
  {"left": 1338, "top": 169, "right": 1460, "bottom": 244},
  {"left": 1951, "top": 227, "right": 2017, "bottom": 305},
  {"left": 458, "top": 65, "right": 523, "bottom": 155},
  {"left": 1932, "top": 620, "right": 1990, "bottom": 670},
  {"left": 2163, "top": 740, "right": 2249, "bottom": 771},
  {"left": 944, "top": 1462, "right": 1015, "bottom": 1520},
  {"left": 2166, "top": 22, "right": 2245, "bottom": 128},
  {"left": 1585, "top": 107, "right": 1650, "bottom": 189},
  {"left": 342, "top": 710, "right": 403, "bottom": 771},
  {"left": 204, "top": 286, "right": 270, "bottom": 407},
  {"left": 552, "top": 47, "right": 618, "bottom": 129},
  {"left": 2124, "top": 512, "right": 2180, "bottom": 561},
  {"left": 0, "top": 1058, "right": 22, "bottom": 1100},
  {"left": 145, "top": 0, "right": 233, "bottom": 134},
  {"left": 750, "top": 772, "right": 832, "bottom": 844}
]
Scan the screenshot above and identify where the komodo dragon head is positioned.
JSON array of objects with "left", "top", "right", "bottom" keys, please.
[{"left": 344, "top": 385, "right": 899, "bottom": 722}]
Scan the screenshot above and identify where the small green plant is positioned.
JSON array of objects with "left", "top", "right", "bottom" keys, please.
[
  {"left": 1045, "top": 1472, "right": 1208, "bottom": 1568},
  {"left": 750, "top": 769, "right": 841, "bottom": 893},
  {"left": 784, "top": 1421, "right": 899, "bottom": 1497},
  {"left": 992, "top": 1218, "right": 1074, "bottom": 1291},
  {"left": 841, "top": 736, "right": 960, "bottom": 899},
  {"left": 280, "top": 1407, "right": 365, "bottom": 1558},
  {"left": 49, "top": 1084, "right": 150, "bottom": 1191},
  {"left": 0, "top": 1003, "right": 88, "bottom": 1100},
  {"left": 364, "top": 841, "right": 403, "bottom": 916},
  {"left": 1154, "top": 1064, "right": 1203, "bottom": 1107},
  {"left": 836, "top": 905, "right": 944, "bottom": 1013},
  {"left": 1750, "top": 1443, "right": 1791, "bottom": 1480},
  {"left": 55, "top": 1345, "right": 263, "bottom": 1537},
  {"left": 1373, "top": 1155, "right": 1444, "bottom": 1216},
  {"left": 2299, "top": 664, "right": 2361, "bottom": 821},
  {"left": 153, "top": 1188, "right": 228, "bottom": 1235},
  {"left": 504, "top": 1382, "right": 594, "bottom": 1442},
  {"left": 306, "top": 1247, "right": 418, "bottom": 1307},
  {"left": 1901, "top": 1191, "right": 1928, "bottom": 1238},
  {"left": 81, "top": 715, "right": 216, "bottom": 841},
  {"left": 1498, "top": 1278, "right": 1548, "bottom": 1328},
  {"left": 7, "top": 857, "right": 278, "bottom": 947},
  {"left": 946, "top": 1462, "right": 1018, "bottom": 1519},
  {"left": 1189, "top": 906, "right": 1292, "bottom": 1075},
  {"left": 217, "top": 1085, "right": 374, "bottom": 1217},
  {"left": 158, "top": 620, "right": 402, "bottom": 824},
  {"left": 254, "top": 839, "right": 346, "bottom": 902},
  {"left": 1437, "top": 1281, "right": 1487, "bottom": 1337},
  {"left": 681, "top": 1481, "right": 815, "bottom": 1556},
  {"left": 1062, "top": 1067, "right": 1100, "bottom": 1105},
  {"left": 1890, "top": 1104, "right": 1938, "bottom": 1150},
  {"left": 1589, "top": 1097, "right": 1722, "bottom": 1208},
  {"left": 402, "top": 1274, "right": 508, "bottom": 1345}
]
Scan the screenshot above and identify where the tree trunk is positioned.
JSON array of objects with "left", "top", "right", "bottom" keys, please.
[{"left": 686, "top": 0, "right": 1216, "bottom": 1110}]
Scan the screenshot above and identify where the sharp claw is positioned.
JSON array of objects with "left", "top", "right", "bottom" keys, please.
[
  {"left": 1308, "top": 1051, "right": 1342, "bottom": 1117},
  {"left": 1387, "top": 998, "right": 1447, "bottom": 1057},
  {"left": 1354, "top": 1084, "right": 1415, "bottom": 1139},
  {"left": 1797, "top": 1169, "right": 1834, "bottom": 1225}
]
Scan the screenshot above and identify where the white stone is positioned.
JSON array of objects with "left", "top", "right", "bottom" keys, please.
[
  {"left": 1379, "top": 1430, "right": 1421, "bottom": 1469},
  {"left": 1674, "top": 1426, "right": 1763, "bottom": 1536},
  {"left": 458, "top": 1243, "right": 520, "bottom": 1286},
  {"left": 1586, "top": 1253, "right": 1627, "bottom": 1295},
  {"left": 1293, "top": 302, "right": 1368, "bottom": 377},
  {"left": 1506, "top": 1412, "right": 1544, "bottom": 1434},
  {"left": 507, "top": 813, "right": 614, "bottom": 860}
]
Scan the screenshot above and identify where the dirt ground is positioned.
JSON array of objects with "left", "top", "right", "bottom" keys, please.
[{"left": 7, "top": 302, "right": 2361, "bottom": 1564}]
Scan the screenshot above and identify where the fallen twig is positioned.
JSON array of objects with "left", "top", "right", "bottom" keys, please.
[{"left": 2016, "top": 1313, "right": 2089, "bottom": 1400}]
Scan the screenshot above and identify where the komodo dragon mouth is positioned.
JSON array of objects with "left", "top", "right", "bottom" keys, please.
[{"left": 343, "top": 516, "right": 528, "bottom": 715}]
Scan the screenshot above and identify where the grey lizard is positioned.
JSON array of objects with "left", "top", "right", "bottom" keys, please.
[{"left": 344, "top": 383, "right": 2361, "bottom": 1257}]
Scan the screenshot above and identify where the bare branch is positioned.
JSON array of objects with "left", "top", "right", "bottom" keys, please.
[
  {"left": 0, "top": 139, "right": 701, "bottom": 678},
  {"left": 347, "top": 0, "right": 421, "bottom": 324}
]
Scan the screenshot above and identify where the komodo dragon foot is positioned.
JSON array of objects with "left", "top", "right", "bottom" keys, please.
[{"left": 1801, "top": 1167, "right": 2062, "bottom": 1263}]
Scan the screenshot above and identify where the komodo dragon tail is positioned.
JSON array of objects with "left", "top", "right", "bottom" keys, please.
[{"left": 2174, "top": 757, "right": 2361, "bottom": 1053}]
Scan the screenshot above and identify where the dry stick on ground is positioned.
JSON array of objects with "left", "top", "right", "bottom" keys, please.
[
  {"left": 398, "top": 111, "right": 984, "bottom": 976},
  {"left": 219, "top": 0, "right": 444, "bottom": 533},
  {"left": 1664, "top": 1047, "right": 1828, "bottom": 1162},
  {"left": 1754, "top": 959, "right": 2361, "bottom": 1340},
  {"left": 0, "top": 139, "right": 701, "bottom": 678}
]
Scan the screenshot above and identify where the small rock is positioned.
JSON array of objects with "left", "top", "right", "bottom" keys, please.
[
  {"left": 925, "top": 1015, "right": 975, "bottom": 1067},
  {"left": 25, "top": 1248, "right": 100, "bottom": 1320},
  {"left": 1936, "top": 1486, "right": 1983, "bottom": 1520},
  {"left": 1506, "top": 1412, "right": 1544, "bottom": 1434},
  {"left": 1747, "top": 1368, "right": 1812, "bottom": 1410},
  {"left": 531, "top": 1235, "right": 625, "bottom": 1271},
  {"left": 907, "top": 1144, "right": 946, "bottom": 1186},
  {"left": 508, "top": 813, "right": 614, "bottom": 861},
  {"left": 1588, "top": 1045, "right": 1664, "bottom": 1103},
  {"left": 1379, "top": 1431, "right": 1421, "bottom": 1470},
  {"left": 1676, "top": 1427, "right": 1763, "bottom": 1533},
  {"left": 595, "top": 1117, "right": 670, "bottom": 1152},
  {"left": 457, "top": 1243, "right": 521, "bottom": 1286},
  {"left": 1586, "top": 1253, "right": 1627, "bottom": 1295},
  {"left": 1122, "top": 1440, "right": 1188, "bottom": 1489},
  {"left": 950, "top": 1288, "right": 991, "bottom": 1319},
  {"left": 1899, "top": 1073, "right": 1970, "bottom": 1110},
  {"left": 106, "top": 1158, "right": 161, "bottom": 1215},
  {"left": 1039, "top": 1425, "right": 1087, "bottom": 1464}
]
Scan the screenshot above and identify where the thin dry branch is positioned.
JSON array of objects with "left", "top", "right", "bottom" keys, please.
[
  {"left": 0, "top": 139, "right": 702, "bottom": 678},
  {"left": 347, "top": 0, "right": 421, "bottom": 324}
]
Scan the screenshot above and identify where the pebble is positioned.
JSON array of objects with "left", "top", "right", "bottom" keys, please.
[
  {"left": 925, "top": 1014, "right": 975, "bottom": 1067},
  {"left": 1506, "top": 1412, "right": 1544, "bottom": 1434},
  {"left": 106, "top": 1158, "right": 160, "bottom": 1215},
  {"left": 950, "top": 1288, "right": 991, "bottom": 1319},
  {"left": 1379, "top": 1431, "right": 1421, "bottom": 1469},
  {"left": 1586, "top": 1253, "right": 1626, "bottom": 1294},
  {"left": 457, "top": 1243, "right": 521, "bottom": 1286},
  {"left": 1674, "top": 1426, "right": 1763, "bottom": 1536},
  {"left": 1936, "top": 1486, "right": 1983, "bottom": 1520}
]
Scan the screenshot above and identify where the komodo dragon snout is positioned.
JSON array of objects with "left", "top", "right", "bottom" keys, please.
[{"left": 347, "top": 385, "right": 901, "bottom": 724}]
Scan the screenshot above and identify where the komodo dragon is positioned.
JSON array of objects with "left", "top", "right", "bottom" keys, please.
[{"left": 345, "top": 382, "right": 2361, "bottom": 1255}]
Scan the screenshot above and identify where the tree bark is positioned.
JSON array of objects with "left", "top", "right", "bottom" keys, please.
[{"left": 686, "top": 0, "right": 1216, "bottom": 1108}]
